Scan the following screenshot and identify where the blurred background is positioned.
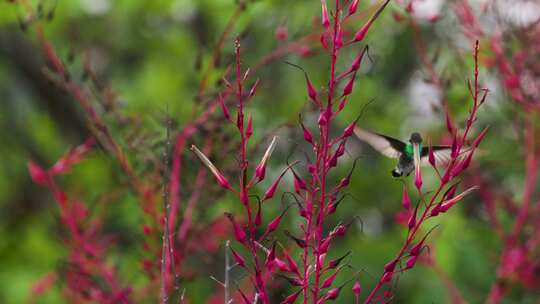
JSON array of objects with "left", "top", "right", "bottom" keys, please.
[{"left": 0, "top": 0, "right": 539, "bottom": 303}]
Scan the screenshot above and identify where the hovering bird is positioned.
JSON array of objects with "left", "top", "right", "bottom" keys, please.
[{"left": 353, "top": 127, "right": 455, "bottom": 178}]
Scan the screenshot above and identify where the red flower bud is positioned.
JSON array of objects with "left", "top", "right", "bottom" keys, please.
[
  {"left": 343, "top": 122, "right": 356, "bottom": 138},
  {"left": 283, "top": 250, "right": 299, "bottom": 274},
  {"left": 382, "top": 271, "right": 393, "bottom": 283},
  {"left": 473, "top": 126, "right": 489, "bottom": 147},
  {"left": 350, "top": 46, "right": 368, "bottom": 72},
  {"left": 348, "top": 0, "right": 360, "bottom": 16},
  {"left": 262, "top": 164, "right": 292, "bottom": 201},
  {"left": 384, "top": 259, "right": 397, "bottom": 273},
  {"left": 405, "top": 255, "right": 418, "bottom": 269},
  {"left": 317, "top": 253, "right": 326, "bottom": 270},
  {"left": 430, "top": 203, "right": 441, "bottom": 217},
  {"left": 263, "top": 207, "right": 289, "bottom": 235},
  {"left": 451, "top": 133, "right": 459, "bottom": 158},
  {"left": 218, "top": 93, "right": 230, "bottom": 120},
  {"left": 414, "top": 169, "right": 422, "bottom": 190},
  {"left": 322, "top": 270, "right": 339, "bottom": 288},
  {"left": 325, "top": 287, "right": 341, "bottom": 300},
  {"left": 332, "top": 224, "right": 347, "bottom": 237},
  {"left": 275, "top": 25, "right": 288, "bottom": 41},
  {"left": 281, "top": 290, "right": 302, "bottom": 304},
  {"left": 191, "top": 145, "right": 233, "bottom": 190},
  {"left": 342, "top": 74, "right": 356, "bottom": 96},
  {"left": 352, "top": 0, "right": 390, "bottom": 42},
  {"left": 28, "top": 161, "right": 48, "bottom": 185},
  {"left": 225, "top": 213, "right": 246, "bottom": 243},
  {"left": 306, "top": 76, "right": 318, "bottom": 103},
  {"left": 402, "top": 187, "right": 411, "bottom": 210},
  {"left": 408, "top": 209, "right": 417, "bottom": 229},
  {"left": 328, "top": 251, "right": 351, "bottom": 269},
  {"left": 246, "top": 114, "right": 253, "bottom": 139},
  {"left": 230, "top": 246, "right": 245, "bottom": 267},
  {"left": 352, "top": 281, "right": 361, "bottom": 295},
  {"left": 265, "top": 242, "right": 277, "bottom": 269},
  {"left": 248, "top": 79, "right": 260, "bottom": 98},
  {"left": 318, "top": 237, "right": 332, "bottom": 254},
  {"left": 321, "top": 0, "right": 330, "bottom": 28},
  {"left": 410, "top": 242, "right": 423, "bottom": 256},
  {"left": 301, "top": 121, "right": 314, "bottom": 145},
  {"left": 254, "top": 136, "right": 278, "bottom": 181},
  {"left": 440, "top": 186, "right": 478, "bottom": 213},
  {"left": 428, "top": 143, "right": 436, "bottom": 167},
  {"left": 293, "top": 170, "right": 307, "bottom": 193},
  {"left": 274, "top": 258, "right": 288, "bottom": 272}
]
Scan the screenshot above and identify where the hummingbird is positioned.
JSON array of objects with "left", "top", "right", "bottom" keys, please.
[{"left": 353, "top": 127, "right": 454, "bottom": 178}]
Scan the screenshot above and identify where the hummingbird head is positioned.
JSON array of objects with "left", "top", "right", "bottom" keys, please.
[{"left": 409, "top": 132, "right": 423, "bottom": 144}]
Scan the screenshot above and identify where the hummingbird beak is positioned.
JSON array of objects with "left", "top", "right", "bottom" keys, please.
[{"left": 412, "top": 142, "right": 421, "bottom": 176}]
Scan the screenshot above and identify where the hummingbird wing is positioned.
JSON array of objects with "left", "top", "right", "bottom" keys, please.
[
  {"left": 354, "top": 127, "right": 406, "bottom": 158},
  {"left": 420, "top": 146, "right": 472, "bottom": 166}
]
